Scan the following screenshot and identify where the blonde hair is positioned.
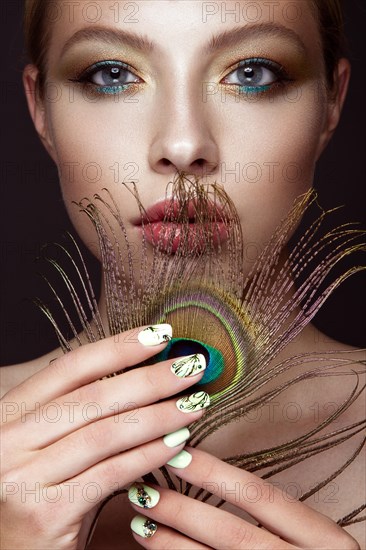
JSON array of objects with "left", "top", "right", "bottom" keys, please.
[{"left": 24, "top": 0, "right": 346, "bottom": 99}]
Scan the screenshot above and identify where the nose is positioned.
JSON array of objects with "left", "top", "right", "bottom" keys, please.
[{"left": 148, "top": 89, "right": 220, "bottom": 179}]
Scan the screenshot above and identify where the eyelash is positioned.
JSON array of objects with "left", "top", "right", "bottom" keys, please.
[
  {"left": 69, "top": 60, "right": 141, "bottom": 96},
  {"left": 69, "top": 57, "right": 291, "bottom": 98},
  {"left": 222, "top": 57, "right": 291, "bottom": 96}
]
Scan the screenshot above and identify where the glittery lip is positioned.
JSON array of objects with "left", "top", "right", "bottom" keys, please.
[
  {"left": 132, "top": 199, "right": 230, "bottom": 254},
  {"left": 136, "top": 222, "right": 229, "bottom": 255},
  {"left": 132, "top": 199, "right": 230, "bottom": 225}
]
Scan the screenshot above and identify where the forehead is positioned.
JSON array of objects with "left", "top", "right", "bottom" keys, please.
[{"left": 47, "top": 0, "right": 321, "bottom": 61}]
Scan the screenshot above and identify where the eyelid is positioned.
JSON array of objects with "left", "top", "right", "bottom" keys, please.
[
  {"left": 221, "top": 56, "right": 290, "bottom": 83},
  {"left": 70, "top": 59, "right": 142, "bottom": 83}
]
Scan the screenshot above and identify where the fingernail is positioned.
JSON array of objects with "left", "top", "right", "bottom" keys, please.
[
  {"left": 176, "top": 391, "right": 210, "bottom": 413},
  {"left": 128, "top": 483, "right": 160, "bottom": 509},
  {"left": 163, "top": 427, "right": 190, "bottom": 448},
  {"left": 171, "top": 354, "right": 206, "bottom": 377},
  {"left": 166, "top": 449, "right": 192, "bottom": 468},
  {"left": 137, "top": 324, "right": 172, "bottom": 346},
  {"left": 130, "top": 515, "right": 157, "bottom": 538}
]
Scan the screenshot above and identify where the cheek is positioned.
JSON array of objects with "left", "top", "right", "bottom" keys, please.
[
  {"left": 218, "top": 88, "right": 326, "bottom": 252},
  {"left": 46, "top": 97, "right": 147, "bottom": 257}
]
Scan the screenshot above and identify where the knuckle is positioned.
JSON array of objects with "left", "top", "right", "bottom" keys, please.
[
  {"left": 136, "top": 444, "right": 150, "bottom": 466},
  {"left": 98, "top": 459, "right": 120, "bottom": 487},
  {"left": 1, "top": 471, "right": 61, "bottom": 533},
  {"left": 71, "top": 380, "right": 103, "bottom": 408},
  {"left": 200, "top": 459, "right": 218, "bottom": 489},
  {"left": 26, "top": 503, "right": 54, "bottom": 534},
  {"left": 242, "top": 480, "right": 264, "bottom": 504},
  {"left": 1, "top": 465, "right": 27, "bottom": 488},
  {"left": 170, "top": 499, "right": 184, "bottom": 520},
  {"left": 144, "top": 365, "right": 172, "bottom": 401},
  {"left": 81, "top": 420, "right": 109, "bottom": 450},
  {"left": 226, "top": 519, "right": 254, "bottom": 548},
  {"left": 143, "top": 365, "right": 162, "bottom": 396},
  {"left": 55, "top": 344, "right": 92, "bottom": 377},
  {"left": 50, "top": 352, "right": 75, "bottom": 381},
  {"left": 23, "top": 498, "right": 69, "bottom": 540},
  {"left": 0, "top": 424, "right": 14, "bottom": 454},
  {"left": 111, "top": 333, "right": 130, "bottom": 356},
  {"left": 257, "top": 481, "right": 273, "bottom": 505},
  {"left": 151, "top": 405, "right": 168, "bottom": 429}
]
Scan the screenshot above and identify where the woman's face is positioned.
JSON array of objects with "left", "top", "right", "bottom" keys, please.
[{"left": 25, "top": 0, "right": 348, "bottom": 267}]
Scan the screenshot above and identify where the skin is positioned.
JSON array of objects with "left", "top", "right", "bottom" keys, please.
[{"left": 0, "top": 1, "right": 364, "bottom": 549}]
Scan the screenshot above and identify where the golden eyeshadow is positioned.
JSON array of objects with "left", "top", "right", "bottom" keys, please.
[
  {"left": 56, "top": 43, "right": 151, "bottom": 81},
  {"left": 212, "top": 40, "right": 317, "bottom": 82},
  {"left": 55, "top": 35, "right": 318, "bottom": 89}
]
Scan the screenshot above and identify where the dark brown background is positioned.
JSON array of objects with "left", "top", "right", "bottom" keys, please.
[{"left": 1, "top": 0, "right": 365, "bottom": 365}]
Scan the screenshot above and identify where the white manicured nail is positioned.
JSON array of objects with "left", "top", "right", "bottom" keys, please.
[
  {"left": 163, "top": 427, "right": 190, "bottom": 448},
  {"left": 166, "top": 449, "right": 192, "bottom": 468},
  {"left": 171, "top": 354, "right": 206, "bottom": 377},
  {"left": 137, "top": 324, "right": 172, "bottom": 346},
  {"left": 128, "top": 483, "right": 160, "bottom": 509},
  {"left": 176, "top": 391, "right": 210, "bottom": 413},
  {"left": 130, "top": 514, "right": 157, "bottom": 538}
]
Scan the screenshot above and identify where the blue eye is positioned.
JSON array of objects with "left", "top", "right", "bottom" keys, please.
[
  {"left": 70, "top": 60, "right": 141, "bottom": 95},
  {"left": 222, "top": 57, "right": 289, "bottom": 95}
]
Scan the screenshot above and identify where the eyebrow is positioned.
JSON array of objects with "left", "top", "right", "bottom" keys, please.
[
  {"left": 60, "top": 27, "right": 156, "bottom": 58},
  {"left": 60, "top": 22, "right": 306, "bottom": 59},
  {"left": 205, "top": 23, "right": 306, "bottom": 55}
]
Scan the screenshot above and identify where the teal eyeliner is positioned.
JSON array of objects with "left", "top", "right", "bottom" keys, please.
[{"left": 69, "top": 59, "right": 138, "bottom": 96}]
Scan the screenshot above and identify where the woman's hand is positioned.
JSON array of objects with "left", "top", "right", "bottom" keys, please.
[
  {"left": 128, "top": 447, "right": 360, "bottom": 550},
  {"left": 0, "top": 325, "right": 209, "bottom": 549}
]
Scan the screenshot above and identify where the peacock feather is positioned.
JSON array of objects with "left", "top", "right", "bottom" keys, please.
[{"left": 35, "top": 173, "right": 366, "bottom": 537}]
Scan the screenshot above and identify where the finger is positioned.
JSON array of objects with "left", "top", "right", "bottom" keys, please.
[
  {"left": 57, "top": 436, "right": 193, "bottom": 519},
  {"left": 12, "top": 354, "right": 206, "bottom": 450},
  {"left": 2, "top": 324, "right": 173, "bottom": 416},
  {"left": 130, "top": 515, "right": 210, "bottom": 549},
  {"left": 25, "top": 399, "right": 208, "bottom": 483},
  {"left": 128, "top": 484, "right": 294, "bottom": 550},
  {"left": 167, "top": 447, "right": 355, "bottom": 550}
]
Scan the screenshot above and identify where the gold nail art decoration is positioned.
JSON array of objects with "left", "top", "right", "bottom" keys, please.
[
  {"left": 143, "top": 519, "right": 157, "bottom": 537},
  {"left": 128, "top": 483, "right": 160, "bottom": 508},
  {"left": 131, "top": 515, "right": 158, "bottom": 538}
]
